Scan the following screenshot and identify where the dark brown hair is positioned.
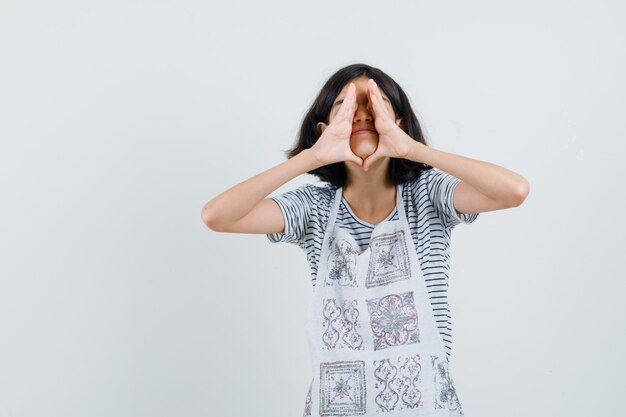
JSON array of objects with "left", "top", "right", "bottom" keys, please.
[{"left": 281, "top": 63, "right": 433, "bottom": 187}]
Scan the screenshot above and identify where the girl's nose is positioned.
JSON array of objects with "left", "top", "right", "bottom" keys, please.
[{"left": 354, "top": 103, "right": 373, "bottom": 121}]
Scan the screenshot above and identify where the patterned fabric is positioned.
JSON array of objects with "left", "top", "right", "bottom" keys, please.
[
  {"left": 366, "top": 230, "right": 412, "bottom": 287},
  {"left": 319, "top": 361, "right": 367, "bottom": 416},
  {"left": 366, "top": 291, "right": 420, "bottom": 350},
  {"left": 301, "top": 182, "right": 466, "bottom": 417},
  {"left": 321, "top": 298, "right": 365, "bottom": 350},
  {"left": 373, "top": 354, "right": 423, "bottom": 411},
  {"left": 432, "top": 355, "right": 463, "bottom": 412},
  {"left": 325, "top": 236, "right": 359, "bottom": 287},
  {"left": 302, "top": 380, "right": 312, "bottom": 417},
  {"left": 267, "top": 167, "right": 479, "bottom": 360}
]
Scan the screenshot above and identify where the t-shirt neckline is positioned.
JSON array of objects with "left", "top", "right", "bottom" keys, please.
[{"left": 340, "top": 196, "right": 397, "bottom": 228}]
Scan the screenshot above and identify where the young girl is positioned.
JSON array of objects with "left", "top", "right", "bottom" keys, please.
[{"left": 201, "top": 63, "right": 529, "bottom": 416}]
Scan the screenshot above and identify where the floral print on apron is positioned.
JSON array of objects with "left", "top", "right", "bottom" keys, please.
[{"left": 302, "top": 183, "right": 464, "bottom": 417}]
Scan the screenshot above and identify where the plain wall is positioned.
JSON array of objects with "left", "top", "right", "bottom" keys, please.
[{"left": 1, "top": 0, "right": 624, "bottom": 416}]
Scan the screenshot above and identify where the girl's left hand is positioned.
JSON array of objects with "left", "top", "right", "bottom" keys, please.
[{"left": 362, "top": 79, "right": 415, "bottom": 171}]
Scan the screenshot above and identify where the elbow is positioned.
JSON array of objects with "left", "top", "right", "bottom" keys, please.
[
  {"left": 510, "top": 178, "right": 530, "bottom": 207},
  {"left": 201, "top": 206, "right": 224, "bottom": 231}
]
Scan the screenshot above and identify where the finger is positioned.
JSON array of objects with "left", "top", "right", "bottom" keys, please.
[
  {"left": 337, "top": 83, "right": 356, "bottom": 123},
  {"left": 349, "top": 154, "right": 364, "bottom": 167},
  {"left": 373, "top": 81, "right": 389, "bottom": 119},
  {"left": 363, "top": 149, "right": 382, "bottom": 172},
  {"left": 345, "top": 148, "right": 363, "bottom": 166},
  {"left": 368, "top": 79, "right": 387, "bottom": 121},
  {"left": 367, "top": 79, "right": 379, "bottom": 117},
  {"left": 344, "top": 83, "right": 357, "bottom": 122}
]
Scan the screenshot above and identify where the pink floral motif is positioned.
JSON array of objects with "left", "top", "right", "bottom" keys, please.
[{"left": 366, "top": 291, "right": 420, "bottom": 350}]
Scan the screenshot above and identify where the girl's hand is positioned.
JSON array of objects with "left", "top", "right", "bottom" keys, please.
[
  {"left": 362, "top": 79, "right": 415, "bottom": 171},
  {"left": 310, "top": 83, "right": 364, "bottom": 168}
]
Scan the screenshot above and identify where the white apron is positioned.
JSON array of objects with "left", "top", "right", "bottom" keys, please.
[{"left": 301, "top": 183, "right": 464, "bottom": 417}]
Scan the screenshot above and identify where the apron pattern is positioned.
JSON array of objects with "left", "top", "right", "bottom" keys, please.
[
  {"left": 322, "top": 298, "right": 365, "bottom": 350},
  {"left": 303, "top": 356, "right": 465, "bottom": 417},
  {"left": 373, "top": 354, "right": 423, "bottom": 412},
  {"left": 365, "top": 231, "right": 412, "bottom": 288},
  {"left": 366, "top": 291, "right": 420, "bottom": 351},
  {"left": 304, "top": 183, "right": 465, "bottom": 417},
  {"left": 319, "top": 360, "right": 367, "bottom": 416},
  {"left": 303, "top": 378, "right": 313, "bottom": 417},
  {"left": 431, "top": 355, "right": 463, "bottom": 413},
  {"left": 326, "top": 236, "right": 360, "bottom": 287}
]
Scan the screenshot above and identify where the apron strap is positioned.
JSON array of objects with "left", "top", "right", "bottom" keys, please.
[{"left": 326, "top": 185, "right": 343, "bottom": 228}]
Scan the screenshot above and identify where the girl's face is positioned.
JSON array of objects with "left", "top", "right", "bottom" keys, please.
[{"left": 324, "top": 76, "right": 399, "bottom": 159}]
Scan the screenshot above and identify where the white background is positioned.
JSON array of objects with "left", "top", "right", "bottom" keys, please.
[{"left": 1, "top": 1, "right": 624, "bottom": 416}]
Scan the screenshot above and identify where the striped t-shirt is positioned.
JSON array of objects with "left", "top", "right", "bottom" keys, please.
[{"left": 266, "top": 167, "right": 479, "bottom": 359}]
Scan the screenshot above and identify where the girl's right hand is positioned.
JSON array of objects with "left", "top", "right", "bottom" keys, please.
[{"left": 310, "top": 83, "right": 364, "bottom": 168}]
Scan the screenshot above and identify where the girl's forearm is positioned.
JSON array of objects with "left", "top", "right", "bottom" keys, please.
[
  {"left": 406, "top": 140, "right": 529, "bottom": 205},
  {"left": 201, "top": 149, "right": 321, "bottom": 227}
]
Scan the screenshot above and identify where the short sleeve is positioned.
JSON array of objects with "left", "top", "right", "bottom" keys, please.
[
  {"left": 266, "top": 183, "right": 317, "bottom": 247},
  {"left": 424, "top": 168, "right": 480, "bottom": 229}
]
